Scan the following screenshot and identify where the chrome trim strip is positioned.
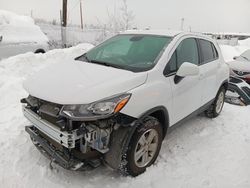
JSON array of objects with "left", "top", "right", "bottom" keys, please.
[{"left": 22, "top": 106, "right": 82, "bottom": 148}]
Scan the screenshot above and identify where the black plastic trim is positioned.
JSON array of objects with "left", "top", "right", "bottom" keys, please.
[
  {"left": 138, "top": 106, "right": 170, "bottom": 137},
  {"left": 174, "top": 75, "right": 184, "bottom": 84},
  {"left": 169, "top": 99, "right": 214, "bottom": 133}
]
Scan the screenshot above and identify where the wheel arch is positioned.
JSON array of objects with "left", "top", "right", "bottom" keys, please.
[
  {"left": 221, "top": 79, "right": 229, "bottom": 90},
  {"left": 34, "top": 49, "right": 46, "bottom": 54},
  {"left": 139, "top": 106, "right": 169, "bottom": 138}
]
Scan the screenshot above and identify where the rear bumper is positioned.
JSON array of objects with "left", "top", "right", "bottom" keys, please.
[{"left": 25, "top": 125, "right": 84, "bottom": 170}]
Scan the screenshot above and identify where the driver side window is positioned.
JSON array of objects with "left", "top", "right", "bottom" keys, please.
[{"left": 164, "top": 38, "right": 199, "bottom": 75}]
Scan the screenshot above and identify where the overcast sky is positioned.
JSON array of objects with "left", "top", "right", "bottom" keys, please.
[{"left": 1, "top": 0, "right": 250, "bottom": 33}]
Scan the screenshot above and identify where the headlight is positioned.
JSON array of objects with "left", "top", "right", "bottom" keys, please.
[{"left": 61, "top": 93, "right": 131, "bottom": 120}]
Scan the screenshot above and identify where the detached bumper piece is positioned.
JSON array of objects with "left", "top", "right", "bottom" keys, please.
[
  {"left": 25, "top": 126, "right": 84, "bottom": 170},
  {"left": 226, "top": 77, "right": 250, "bottom": 106}
]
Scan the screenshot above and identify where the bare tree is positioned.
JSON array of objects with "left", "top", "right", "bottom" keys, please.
[
  {"left": 94, "top": 0, "right": 135, "bottom": 43},
  {"left": 120, "top": 0, "right": 135, "bottom": 30},
  {"left": 104, "top": 0, "right": 135, "bottom": 33}
]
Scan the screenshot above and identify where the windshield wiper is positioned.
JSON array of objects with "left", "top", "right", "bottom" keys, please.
[
  {"left": 75, "top": 53, "right": 91, "bottom": 62},
  {"left": 76, "top": 55, "right": 133, "bottom": 71},
  {"left": 88, "top": 59, "right": 125, "bottom": 69}
]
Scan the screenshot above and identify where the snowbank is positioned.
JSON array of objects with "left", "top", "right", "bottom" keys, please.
[
  {"left": 238, "top": 38, "right": 250, "bottom": 47},
  {"left": 219, "top": 44, "right": 249, "bottom": 62},
  {"left": 0, "top": 10, "right": 48, "bottom": 44},
  {"left": 0, "top": 42, "right": 249, "bottom": 188},
  {"left": 0, "top": 10, "right": 34, "bottom": 26},
  {"left": 219, "top": 38, "right": 250, "bottom": 62}
]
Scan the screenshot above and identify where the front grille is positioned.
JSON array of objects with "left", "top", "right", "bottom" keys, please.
[
  {"left": 24, "top": 96, "right": 85, "bottom": 131},
  {"left": 233, "top": 70, "right": 250, "bottom": 76},
  {"left": 25, "top": 96, "right": 67, "bottom": 130},
  {"left": 229, "top": 77, "right": 243, "bottom": 84}
]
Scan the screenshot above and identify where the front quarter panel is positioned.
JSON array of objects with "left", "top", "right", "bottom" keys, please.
[{"left": 120, "top": 70, "right": 173, "bottom": 125}]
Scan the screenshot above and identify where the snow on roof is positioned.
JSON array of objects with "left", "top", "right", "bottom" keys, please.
[
  {"left": 121, "top": 30, "right": 211, "bottom": 40},
  {"left": 0, "top": 10, "right": 48, "bottom": 43},
  {"left": 0, "top": 10, "right": 34, "bottom": 26},
  {"left": 121, "top": 29, "right": 184, "bottom": 37}
]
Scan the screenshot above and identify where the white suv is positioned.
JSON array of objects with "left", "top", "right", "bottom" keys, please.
[{"left": 22, "top": 30, "right": 229, "bottom": 176}]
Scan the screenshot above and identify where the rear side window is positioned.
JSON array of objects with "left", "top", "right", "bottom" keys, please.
[
  {"left": 199, "top": 39, "right": 218, "bottom": 64},
  {"left": 212, "top": 44, "right": 219, "bottom": 59}
]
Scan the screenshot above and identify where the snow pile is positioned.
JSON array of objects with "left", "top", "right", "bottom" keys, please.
[
  {"left": 0, "top": 10, "right": 34, "bottom": 26},
  {"left": 0, "top": 10, "right": 48, "bottom": 44},
  {"left": 219, "top": 44, "right": 249, "bottom": 62},
  {"left": 0, "top": 43, "right": 250, "bottom": 187},
  {"left": 219, "top": 37, "right": 250, "bottom": 62},
  {"left": 238, "top": 38, "right": 250, "bottom": 47}
]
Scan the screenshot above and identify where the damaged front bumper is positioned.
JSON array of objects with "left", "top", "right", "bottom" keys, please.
[
  {"left": 23, "top": 106, "right": 83, "bottom": 148},
  {"left": 25, "top": 125, "right": 85, "bottom": 170},
  {"left": 22, "top": 96, "right": 138, "bottom": 171}
]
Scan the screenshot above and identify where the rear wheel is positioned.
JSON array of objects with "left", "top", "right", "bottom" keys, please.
[
  {"left": 205, "top": 87, "right": 226, "bottom": 118},
  {"left": 120, "top": 116, "right": 163, "bottom": 176}
]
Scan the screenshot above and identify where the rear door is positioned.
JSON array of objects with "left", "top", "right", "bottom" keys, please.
[
  {"left": 198, "top": 39, "right": 219, "bottom": 104},
  {"left": 164, "top": 38, "right": 203, "bottom": 124}
]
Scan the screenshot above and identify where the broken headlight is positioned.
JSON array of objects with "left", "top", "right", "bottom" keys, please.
[{"left": 61, "top": 93, "right": 131, "bottom": 120}]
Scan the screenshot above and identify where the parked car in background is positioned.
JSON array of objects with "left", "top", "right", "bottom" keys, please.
[
  {"left": 22, "top": 30, "right": 229, "bottom": 176},
  {"left": 0, "top": 10, "right": 49, "bottom": 59},
  {"left": 228, "top": 49, "right": 250, "bottom": 84}
]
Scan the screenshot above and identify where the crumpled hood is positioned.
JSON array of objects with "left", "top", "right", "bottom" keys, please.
[
  {"left": 227, "top": 60, "right": 250, "bottom": 72},
  {"left": 23, "top": 60, "right": 147, "bottom": 104}
]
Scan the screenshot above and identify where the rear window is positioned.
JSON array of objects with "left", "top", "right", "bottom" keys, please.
[{"left": 199, "top": 39, "right": 218, "bottom": 64}]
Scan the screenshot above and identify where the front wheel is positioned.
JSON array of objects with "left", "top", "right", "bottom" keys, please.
[
  {"left": 120, "top": 116, "right": 163, "bottom": 176},
  {"left": 205, "top": 87, "right": 226, "bottom": 118}
]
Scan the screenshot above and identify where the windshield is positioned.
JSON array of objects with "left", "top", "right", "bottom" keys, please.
[{"left": 77, "top": 34, "right": 172, "bottom": 72}]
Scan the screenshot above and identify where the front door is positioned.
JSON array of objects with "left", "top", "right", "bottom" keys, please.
[{"left": 164, "top": 38, "right": 202, "bottom": 125}]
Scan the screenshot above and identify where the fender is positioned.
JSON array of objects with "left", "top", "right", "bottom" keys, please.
[
  {"left": 139, "top": 106, "right": 170, "bottom": 137},
  {"left": 220, "top": 79, "right": 229, "bottom": 90}
]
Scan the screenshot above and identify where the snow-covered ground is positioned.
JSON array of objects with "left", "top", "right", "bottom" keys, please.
[{"left": 0, "top": 39, "right": 250, "bottom": 188}]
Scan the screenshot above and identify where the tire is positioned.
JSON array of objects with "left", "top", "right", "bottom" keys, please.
[
  {"left": 205, "top": 87, "right": 226, "bottom": 118},
  {"left": 120, "top": 116, "right": 163, "bottom": 176}
]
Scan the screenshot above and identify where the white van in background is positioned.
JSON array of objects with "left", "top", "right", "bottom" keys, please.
[{"left": 0, "top": 10, "right": 49, "bottom": 59}]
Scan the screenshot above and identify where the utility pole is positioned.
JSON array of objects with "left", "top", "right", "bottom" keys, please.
[
  {"left": 80, "top": 0, "right": 84, "bottom": 30},
  {"left": 62, "top": 0, "right": 67, "bottom": 27},
  {"left": 30, "top": 10, "right": 33, "bottom": 18},
  {"left": 61, "top": 0, "right": 67, "bottom": 47},
  {"left": 181, "top": 18, "right": 185, "bottom": 31},
  {"left": 189, "top": 26, "right": 192, "bottom": 32}
]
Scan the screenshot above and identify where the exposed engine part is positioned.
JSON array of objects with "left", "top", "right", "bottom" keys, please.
[{"left": 81, "top": 124, "right": 112, "bottom": 154}]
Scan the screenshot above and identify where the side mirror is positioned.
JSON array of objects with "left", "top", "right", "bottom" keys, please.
[
  {"left": 175, "top": 62, "right": 199, "bottom": 84},
  {"left": 0, "top": 36, "right": 2, "bottom": 42}
]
